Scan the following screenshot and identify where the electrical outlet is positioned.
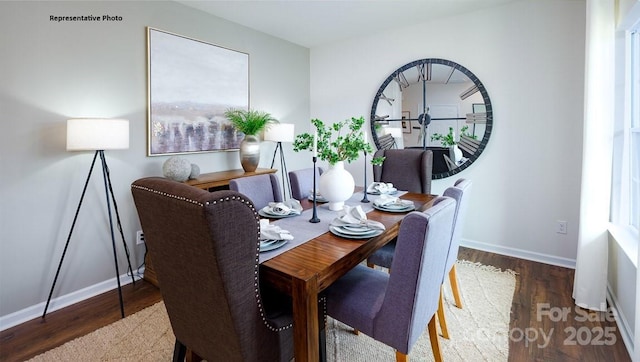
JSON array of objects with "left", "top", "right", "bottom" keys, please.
[
  {"left": 556, "top": 221, "right": 568, "bottom": 234},
  {"left": 136, "top": 230, "right": 145, "bottom": 245}
]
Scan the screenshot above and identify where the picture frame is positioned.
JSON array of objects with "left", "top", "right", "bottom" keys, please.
[
  {"left": 402, "top": 120, "right": 411, "bottom": 134},
  {"left": 147, "top": 27, "right": 249, "bottom": 156}
]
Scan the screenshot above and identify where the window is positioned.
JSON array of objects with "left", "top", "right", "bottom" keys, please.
[
  {"left": 610, "top": 10, "right": 639, "bottom": 261},
  {"left": 630, "top": 30, "right": 639, "bottom": 231}
]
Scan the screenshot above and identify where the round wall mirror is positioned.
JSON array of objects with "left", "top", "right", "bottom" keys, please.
[{"left": 370, "top": 58, "right": 493, "bottom": 179}]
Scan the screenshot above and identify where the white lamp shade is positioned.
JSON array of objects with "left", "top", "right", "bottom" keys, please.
[
  {"left": 264, "top": 123, "right": 295, "bottom": 142},
  {"left": 66, "top": 118, "right": 129, "bottom": 151},
  {"left": 384, "top": 127, "right": 403, "bottom": 138}
]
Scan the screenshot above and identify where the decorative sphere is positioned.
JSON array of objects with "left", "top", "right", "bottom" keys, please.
[
  {"left": 189, "top": 164, "right": 200, "bottom": 179},
  {"left": 162, "top": 157, "right": 191, "bottom": 182}
]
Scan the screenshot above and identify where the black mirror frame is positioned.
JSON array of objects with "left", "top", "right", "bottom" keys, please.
[{"left": 370, "top": 58, "right": 493, "bottom": 179}]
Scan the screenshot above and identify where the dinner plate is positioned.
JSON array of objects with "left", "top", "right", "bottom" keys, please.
[
  {"left": 308, "top": 196, "right": 328, "bottom": 203},
  {"left": 329, "top": 225, "right": 383, "bottom": 239},
  {"left": 367, "top": 188, "right": 398, "bottom": 195},
  {"left": 333, "top": 225, "right": 380, "bottom": 236},
  {"left": 372, "top": 203, "right": 415, "bottom": 213},
  {"left": 258, "top": 207, "right": 299, "bottom": 219},
  {"left": 259, "top": 239, "right": 288, "bottom": 252}
]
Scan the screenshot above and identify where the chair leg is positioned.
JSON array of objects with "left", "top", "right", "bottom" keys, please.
[
  {"left": 428, "top": 316, "right": 444, "bottom": 362},
  {"left": 449, "top": 265, "right": 463, "bottom": 309},
  {"left": 367, "top": 260, "right": 374, "bottom": 268},
  {"left": 172, "top": 340, "right": 186, "bottom": 362},
  {"left": 395, "top": 350, "right": 409, "bottom": 362},
  {"left": 353, "top": 328, "right": 359, "bottom": 335},
  {"left": 437, "top": 286, "right": 449, "bottom": 339},
  {"left": 186, "top": 349, "right": 203, "bottom": 362}
]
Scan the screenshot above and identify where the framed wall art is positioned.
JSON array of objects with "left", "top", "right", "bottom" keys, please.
[{"left": 147, "top": 27, "right": 249, "bottom": 156}]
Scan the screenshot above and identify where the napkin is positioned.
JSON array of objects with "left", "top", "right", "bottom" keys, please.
[
  {"left": 268, "top": 199, "right": 303, "bottom": 215},
  {"left": 373, "top": 194, "right": 414, "bottom": 208},
  {"left": 367, "top": 182, "right": 396, "bottom": 194},
  {"left": 260, "top": 222, "right": 294, "bottom": 241},
  {"left": 331, "top": 205, "right": 385, "bottom": 230}
]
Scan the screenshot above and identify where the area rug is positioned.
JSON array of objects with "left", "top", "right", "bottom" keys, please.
[{"left": 28, "top": 260, "right": 516, "bottom": 361}]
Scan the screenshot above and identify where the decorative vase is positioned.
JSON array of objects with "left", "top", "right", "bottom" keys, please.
[
  {"left": 239, "top": 135, "right": 260, "bottom": 172},
  {"left": 450, "top": 145, "right": 463, "bottom": 163},
  {"left": 319, "top": 161, "right": 355, "bottom": 211}
]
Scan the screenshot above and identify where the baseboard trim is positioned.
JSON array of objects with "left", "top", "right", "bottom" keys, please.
[
  {"left": 0, "top": 272, "right": 142, "bottom": 332},
  {"left": 461, "top": 238, "right": 577, "bottom": 269},
  {"left": 606, "top": 283, "right": 635, "bottom": 359}
]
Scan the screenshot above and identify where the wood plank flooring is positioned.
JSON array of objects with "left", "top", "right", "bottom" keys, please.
[{"left": 0, "top": 247, "right": 631, "bottom": 361}]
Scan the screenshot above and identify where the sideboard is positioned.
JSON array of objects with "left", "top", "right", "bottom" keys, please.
[{"left": 143, "top": 168, "right": 277, "bottom": 286}]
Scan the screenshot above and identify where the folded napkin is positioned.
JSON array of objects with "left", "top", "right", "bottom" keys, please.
[
  {"left": 260, "top": 222, "right": 294, "bottom": 241},
  {"left": 367, "top": 182, "right": 396, "bottom": 194},
  {"left": 331, "top": 205, "right": 385, "bottom": 230},
  {"left": 373, "top": 194, "right": 414, "bottom": 208},
  {"left": 268, "top": 199, "right": 303, "bottom": 215}
]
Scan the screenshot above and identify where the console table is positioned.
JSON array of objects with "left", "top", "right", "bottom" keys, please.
[{"left": 143, "top": 168, "right": 277, "bottom": 286}]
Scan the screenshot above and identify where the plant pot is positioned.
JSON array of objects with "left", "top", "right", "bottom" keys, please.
[
  {"left": 319, "top": 161, "right": 355, "bottom": 211},
  {"left": 239, "top": 135, "right": 260, "bottom": 172}
]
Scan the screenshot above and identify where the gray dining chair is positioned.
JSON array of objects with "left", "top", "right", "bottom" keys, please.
[
  {"left": 367, "top": 178, "right": 472, "bottom": 340},
  {"left": 130, "top": 177, "right": 295, "bottom": 361},
  {"left": 325, "top": 196, "right": 456, "bottom": 362},
  {"left": 372, "top": 148, "right": 433, "bottom": 194},
  {"left": 289, "top": 167, "right": 324, "bottom": 201},
  {"left": 229, "top": 173, "right": 283, "bottom": 211}
]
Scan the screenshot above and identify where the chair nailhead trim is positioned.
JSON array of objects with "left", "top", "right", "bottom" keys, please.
[{"left": 132, "top": 184, "right": 294, "bottom": 331}]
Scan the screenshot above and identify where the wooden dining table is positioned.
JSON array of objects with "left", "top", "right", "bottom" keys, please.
[{"left": 259, "top": 190, "right": 437, "bottom": 362}]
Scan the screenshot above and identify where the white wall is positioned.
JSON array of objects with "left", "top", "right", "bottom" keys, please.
[
  {"left": 0, "top": 0, "right": 310, "bottom": 326},
  {"left": 310, "top": 0, "right": 585, "bottom": 265}
]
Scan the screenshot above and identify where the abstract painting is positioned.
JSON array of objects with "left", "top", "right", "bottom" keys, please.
[{"left": 147, "top": 27, "right": 249, "bottom": 156}]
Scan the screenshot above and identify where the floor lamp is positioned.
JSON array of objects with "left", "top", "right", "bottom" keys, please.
[
  {"left": 42, "top": 118, "right": 135, "bottom": 319},
  {"left": 265, "top": 123, "right": 295, "bottom": 199}
]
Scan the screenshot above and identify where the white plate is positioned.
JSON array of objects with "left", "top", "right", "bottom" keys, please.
[
  {"left": 258, "top": 207, "right": 299, "bottom": 218},
  {"left": 367, "top": 188, "right": 398, "bottom": 195},
  {"left": 307, "top": 195, "right": 328, "bottom": 203},
  {"left": 372, "top": 203, "right": 414, "bottom": 213},
  {"left": 260, "top": 239, "right": 288, "bottom": 252},
  {"left": 333, "top": 225, "right": 380, "bottom": 236},
  {"left": 329, "top": 225, "right": 383, "bottom": 239}
]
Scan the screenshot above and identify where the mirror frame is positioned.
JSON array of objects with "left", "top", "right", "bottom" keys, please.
[{"left": 370, "top": 58, "right": 493, "bottom": 179}]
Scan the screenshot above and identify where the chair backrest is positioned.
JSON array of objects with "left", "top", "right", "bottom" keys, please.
[
  {"left": 374, "top": 196, "right": 456, "bottom": 353},
  {"left": 288, "top": 167, "right": 323, "bottom": 200},
  {"left": 443, "top": 178, "right": 472, "bottom": 274},
  {"left": 229, "top": 173, "right": 283, "bottom": 210},
  {"left": 131, "top": 177, "right": 290, "bottom": 361},
  {"left": 372, "top": 149, "right": 433, "bottom": 194}
]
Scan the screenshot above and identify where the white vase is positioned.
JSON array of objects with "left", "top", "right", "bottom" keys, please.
[
  {"left": 450, "top": 145, "right": 463, "bottom": 163},
  {"left": 319, "top": 161, "right": 355, "bottom": 211}
]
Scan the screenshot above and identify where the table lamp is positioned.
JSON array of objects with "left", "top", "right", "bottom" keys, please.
[
  {"left": 264, "top": 123, "right": 295, "bottom": 199},
  {"left": 42, "top": 118, "right": 135, "bottom": 319}
]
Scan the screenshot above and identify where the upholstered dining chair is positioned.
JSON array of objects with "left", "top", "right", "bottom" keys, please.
[
  {"left": 288, "top": 167, "right": 324, "bottom": 201},
  {"left": 229, "top": 173, "right": 283, "bottom": 210},
  {"left": 131, "top": 177, "right": 295, "bottom": 362},
  {"left": 367, "top": 178, "right": 472, "bottom": 340},
  {"left": 325, "top": 196, "right": 456, "bottom": 362},
  {"left": 372, "top": 148, "right": 433, "bottom": 194}
]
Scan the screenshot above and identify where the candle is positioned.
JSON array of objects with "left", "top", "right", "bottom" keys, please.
[{"left": 313, "top": 131, "right": 318, "bottom": 157}]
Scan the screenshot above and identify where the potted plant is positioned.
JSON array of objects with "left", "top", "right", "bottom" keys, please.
[
  {"left": 225, "top": 108, "right": 277, "bottom": 172},
  {"left": 430, "top": 126, "right": 476, "bottom": 163},
  {"left": 293, "top": 117, "right": 384, "bottom": 210}
]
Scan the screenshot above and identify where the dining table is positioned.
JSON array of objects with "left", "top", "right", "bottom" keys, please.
[{"left": 258, "top": 188, "right": 437, "bottom": 362}]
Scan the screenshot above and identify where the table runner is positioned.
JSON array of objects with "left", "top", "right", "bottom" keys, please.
[{"left": 259, "top": 191, "right": 406, "bottom": 263}]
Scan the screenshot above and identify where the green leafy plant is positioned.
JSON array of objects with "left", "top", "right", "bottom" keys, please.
[
  {"left": 430, "top": 125, "right": 476, "bottom": 147},
  {"left": 293, "top": 117, "right": 385, "bottom": 166},
  {"left": 224, "top": 108, "right": 277, "bottom": 136}
]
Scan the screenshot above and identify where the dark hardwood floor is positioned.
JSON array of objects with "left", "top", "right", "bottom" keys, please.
[{"left": 0, "top": 247, "right": 631, "bottom": 361}]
